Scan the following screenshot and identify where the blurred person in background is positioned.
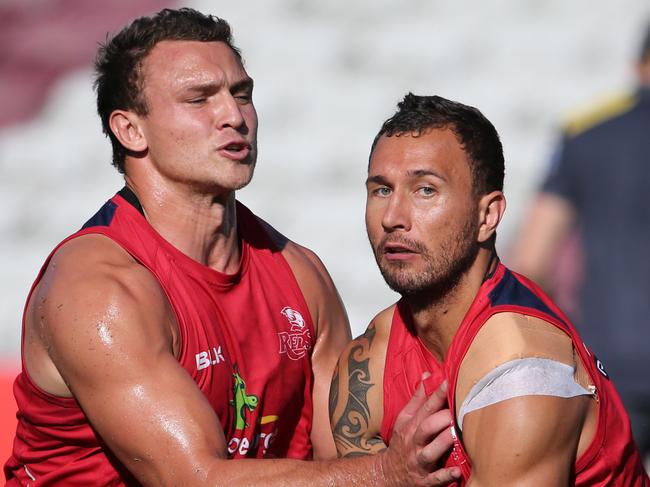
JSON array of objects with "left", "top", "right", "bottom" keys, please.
[
  {"left": 330, "top": 93, "right": 649, "bottom": 485},
  {"left": 510, "top": 22, "right": 650, "bottom": 463},
  {"left": 4, "top": 8, "right": 460, "bottom": 486}
]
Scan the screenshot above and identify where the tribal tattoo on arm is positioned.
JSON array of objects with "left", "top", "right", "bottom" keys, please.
[{"left": 329, "top": 325, "right": 387, "bottom": 457}]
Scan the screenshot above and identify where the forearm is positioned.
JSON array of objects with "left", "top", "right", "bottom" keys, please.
[{"left": 207, "top": 454, "right": 389, "bottom": 487}]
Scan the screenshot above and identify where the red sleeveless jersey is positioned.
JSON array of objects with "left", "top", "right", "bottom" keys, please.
[
  {"left": 380, "top": 262, "right": 649, "bottom": 486},
  {"left": 5, "top": 188, "right": 315, "bottom": 485}
]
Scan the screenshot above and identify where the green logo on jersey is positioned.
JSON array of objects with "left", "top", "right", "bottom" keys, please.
[{"left": 230, "top": 366, "right": 259, "bottom": 430}]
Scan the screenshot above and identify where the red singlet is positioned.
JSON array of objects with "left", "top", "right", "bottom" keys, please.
[
  {"left": 380, "top": 263, "right": 649, "bottom": 486},
  {"left": 5, "top": 188, "right": 315, "bottom": 485}
]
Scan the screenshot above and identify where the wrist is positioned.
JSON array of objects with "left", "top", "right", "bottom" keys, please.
[{"left": 376, "top": 448, "right": 403, "bottom": 487}]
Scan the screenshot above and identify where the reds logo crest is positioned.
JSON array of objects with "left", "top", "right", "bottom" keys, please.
[
  {"left": 280, "top": 306, "right": 305, "bottom": 331},
  {"left": 278, "top": 306, "right": 311, "bottom": 360}
]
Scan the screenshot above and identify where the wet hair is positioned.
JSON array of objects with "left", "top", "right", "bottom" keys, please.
[
  {"left": 94, "top": 8, "right": 241, "bottom": 173},
  {"left": 370, "top": 93, "right": 505, "bottom": 196}
]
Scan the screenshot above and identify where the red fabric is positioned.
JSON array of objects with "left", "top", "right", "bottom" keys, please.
[
  {"left": 5, "top": 193, "right": 314, "bottom": 485},
  {"left": 0, "top": 367, "right": 18, "bottom": 474},
  {"left": 381, "top": 263, "right": 649, "bottom": 486}
]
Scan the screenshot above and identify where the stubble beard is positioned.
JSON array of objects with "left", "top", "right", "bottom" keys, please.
[{"left": 373, "top": 218, "right": 480, "bottom": 307}]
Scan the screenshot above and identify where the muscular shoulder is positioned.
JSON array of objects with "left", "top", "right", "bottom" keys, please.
[
  {"left": 456, "top": 313, "right": 595, "bottom": 485},
  {"left": 456, "top": 312, "right": 573, "bottom": 406},
  {"left": 51, "top": 233, "right": 149, "bottom": 278},
  {"left": 283, "top": 239, "right": 334, "bottom": 297},
  {"left": 462, "top": 312, "right": 573, "bottom": 368},
  {"left": 342, "top": 305, "right": 394, "bottom": 365},
  {"left": 42, "top": 234, "right": 170, "bottom": 317},
  {"left": 363, "top": 305, "right": 394, "bottom": 353},
  {"left": 26, "top": 234, "right": 176, "bottom": 394},
  {"left": 335, "top": 305, "right": 394, "bottom": 380}
]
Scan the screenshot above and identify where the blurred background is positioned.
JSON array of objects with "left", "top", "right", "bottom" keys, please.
[{"left": 1, "top": 0, "right": 648, "bottom": 465}]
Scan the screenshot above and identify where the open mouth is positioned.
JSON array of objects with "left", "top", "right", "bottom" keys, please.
[
  {"left": 383, "top": 245, "right": 418, "bottom": 262},
  {"left": 385, "top": 247, "right": 411, "bottom": 254},
  {"left": 219, "top": 141, "right": 251, "bottom": 160},
  {"left": 224, "top": 143, "right": 247, "bottom": 151},
  {"left": 384, "top": 244, "right": 415, "bottom": 254},
  {"left": 381, "top": 239, "right": 423, "bottom": 261}
]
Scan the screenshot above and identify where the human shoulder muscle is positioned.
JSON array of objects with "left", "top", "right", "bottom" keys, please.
[
  {"left": 456, "top": 312, "right": 574, "bottom": 410},
  {"left": 24, "top": 234, "right": 176, "bottom": 396},
  {"left": 457, "top": 312, "right": 592, "bottom": 486},
  {"left": 283, "top": 240, "right": 342, "bottom": 333},
  {"left": 335, "top": 305, "right": 393, "bottom": 391}
]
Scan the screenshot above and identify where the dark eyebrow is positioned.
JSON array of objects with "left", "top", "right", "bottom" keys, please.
[
  {"left": 231, "top": 77, "right": 254, "bottom": 94},
  {"left": 182, "top": 81, "right": 219, "bottom": 97},
  {"left": 407, "top": 168, "right": 447, "bottom": 181},
  {"left": 182, "top": 77, "right": 254, "bottom": 95},
  {"left": 366, "top": 169, "right": 447, "bottom": 186},
  {"left": 365, "top": 175, "right": 390, "bottom": 186}
]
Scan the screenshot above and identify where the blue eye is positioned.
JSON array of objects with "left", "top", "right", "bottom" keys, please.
[
  {"left": 418, "top": 186, "right": 436, "bottom": 196},
  {"left": 374, "top": 187, "right": 391, "bottom": 197}
]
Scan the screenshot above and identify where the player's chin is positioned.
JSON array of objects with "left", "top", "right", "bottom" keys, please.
[
  {"left": 380, "top": 264, "right": 414, "bottom": 288},
  {"left": 223, "top": 159, "right": 256, "bottom": 190},
  {"left": 233, "top": 165, "right": 256, "bottom": 190}
]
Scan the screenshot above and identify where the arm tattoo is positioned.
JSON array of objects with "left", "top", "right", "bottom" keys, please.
[
  {"left": 329, "top": 363, "right": 340, "bottom": 424},
  {"left": 330, "top": 325, "right": 386, "bottom": 456}
]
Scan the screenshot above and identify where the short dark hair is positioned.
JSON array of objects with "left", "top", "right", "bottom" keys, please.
[
  {"left": 94, "top": 8, "right": 241, "bottom": 173},
  {"left": 370, "top": 93, "right": 505, "bottom": 196}
]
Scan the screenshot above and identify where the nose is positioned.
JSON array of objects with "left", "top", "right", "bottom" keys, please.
[
  {"left": 215, "top": 93, "right": 245, "bottom": 130},
  {"left": 381, "top": 192, "right": 411, "bottom": 233}
]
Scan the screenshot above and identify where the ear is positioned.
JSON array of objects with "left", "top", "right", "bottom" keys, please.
[
  {"left": 108, "top": 110, "right": 148, "bottom": 153},
  {"left": 477, "top": 191, "right": 506, "bottom": 243}
]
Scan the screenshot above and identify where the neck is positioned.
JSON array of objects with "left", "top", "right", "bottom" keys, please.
[
  {"left": 124, "top": 174, "right": 241, "bottom": 274},
  {"left": 407, "top": 247, "right": 497, "bottom": 361}
]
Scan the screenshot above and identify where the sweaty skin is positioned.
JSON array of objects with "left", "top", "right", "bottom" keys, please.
[
  {"left": 458, "top": 313, "right": 598, "bottom": 487},
  {"left": 20, "top": 39, "right": 460, "bottom": 486},
  {"left": 331, "top": 126, "right": 601, "bottom": 486}
]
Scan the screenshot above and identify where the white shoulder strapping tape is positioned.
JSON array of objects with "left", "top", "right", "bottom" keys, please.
[{"left": 458, "top": 357, "right": 593, "bottom": 431}]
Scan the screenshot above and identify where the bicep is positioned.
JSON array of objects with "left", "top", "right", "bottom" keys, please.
[
  {"left": 463, "top": 391, "right": 589, "bottom": 486},
  {"left": 329, "top": 327, "right": 386, "bottom": 458},
  {"left": 40, "top": 259, "right": 225, "bottom": 485},
  {"left": 457, "top": 314, "right": 591, "bottom": 485}
]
